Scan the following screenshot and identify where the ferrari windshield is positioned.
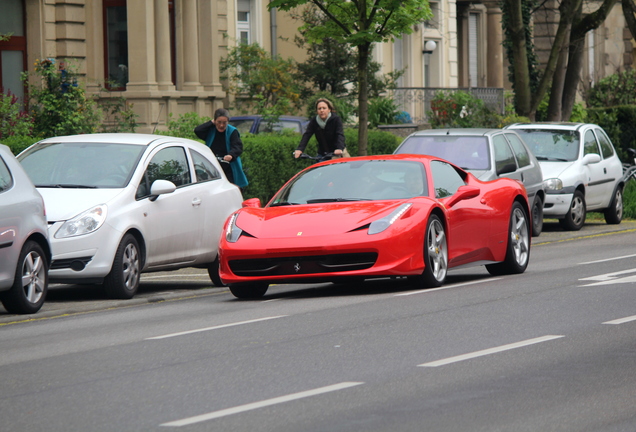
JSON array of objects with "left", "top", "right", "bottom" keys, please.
[
  {"left": 397, "top": 136, "right": 490, "bottom": 170},
  {"left": 19, "top": 142, "right": 145, "bottom": 188},
  {"left": 512, "top": 129, "right": 580, "bottom": 162},
  {"left": 271, "top": 159, "right": 428, "bottom": 205}
]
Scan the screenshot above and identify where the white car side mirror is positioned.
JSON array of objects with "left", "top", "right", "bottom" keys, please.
[
  {"left": 582, "top": 153, "right": 601, "bottom": 165},
  {"left": 149, "top": 179, "right": 177, "bottom": 201}
]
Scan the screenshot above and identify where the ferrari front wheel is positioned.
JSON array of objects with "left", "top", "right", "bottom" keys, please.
[
  {"left": 229, "top": 283, "right": 269, "bottom": 299},
  {"left": 411, "top": 214, "right": 448, "bottom": 288},
  {"left": 486, "top": 202, "right": 530, "bottom": 276}
]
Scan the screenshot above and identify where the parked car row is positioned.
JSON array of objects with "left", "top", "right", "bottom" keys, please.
[{"left": 0, "top": 121, "right": 623, "bottom": 312}]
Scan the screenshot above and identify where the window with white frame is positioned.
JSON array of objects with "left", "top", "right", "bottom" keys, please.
[{"left": 237, "top": 0, "right": 251, "bottom": 44}]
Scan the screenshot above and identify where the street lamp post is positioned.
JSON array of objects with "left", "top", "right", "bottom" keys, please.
[{"left": 423, "top": 40, "right": 437, "bottom": 87}]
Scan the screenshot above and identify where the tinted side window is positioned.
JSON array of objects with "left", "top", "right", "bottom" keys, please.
[
  {"left": 191, "top": 149, "right": 221, "bottom": 182},
  {"left": 430, "top": 160, "right": 465, "bottom": 198},
  {"left": 493, "top": 135, "right": 517, "bottom": 173},
  {"left": 137, "top": 146, "right": 190, "bottom": 198},
  {"left": 505, "top": 133, "right": 530, "bottom": 168},
  {"left": 0, "top": 157, "right": 13, "bottom": 192},
  {"left": 594, "top": 129, "right": 615, "bottom": 159},
  {"left": 583, "top": 130, "right": 599, "bottom": 156}
]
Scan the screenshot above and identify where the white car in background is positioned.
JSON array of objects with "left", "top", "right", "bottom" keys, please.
[
  {"left": 0, "top": 144, "right": 51, "bottom": 314},
  {"left": 505, "top": 123, "right": 624, "bottom": 231},
  {"left": 18, "top": 134, "right": 243, "bottom": 299}
]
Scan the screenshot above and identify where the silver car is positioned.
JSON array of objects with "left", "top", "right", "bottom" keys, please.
[
  {"left": 0, "top": 144, "right": 51, "bottom": 314},
  {"left": 18, "top": 134, "right": 243, "bottom": 299},
  {"left": 505, "top": 123, "right": 624, "bottom": 231},
  {"left": 394, "top": 128, "right": 545, "bottom": 236}
]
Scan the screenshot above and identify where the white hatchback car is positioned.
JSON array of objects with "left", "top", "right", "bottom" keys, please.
[
  {"left": 505, "top": 123, "right": 624, "bottom": 230},
  {"left": 0, "top": 144, "right": 51, "bottom": 314},
  {"left": 18, "top": 134, "right": 243, "bottom": 299}
]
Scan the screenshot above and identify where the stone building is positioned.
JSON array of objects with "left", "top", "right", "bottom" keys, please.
[{"left": 0, "top": 0, "right": 633, "bottom": 133}]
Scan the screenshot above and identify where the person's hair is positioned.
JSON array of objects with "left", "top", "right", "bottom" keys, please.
[
  {"left": 315, "top": 98, "right": 335, "bottom": 113},
  {"left": 214, "top": 108, "right": 230, "bottom": 120}
]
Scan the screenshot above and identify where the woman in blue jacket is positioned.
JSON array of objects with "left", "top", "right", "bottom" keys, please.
[{"left": 195, "top": 108, "right": 248, "bottom": 188}]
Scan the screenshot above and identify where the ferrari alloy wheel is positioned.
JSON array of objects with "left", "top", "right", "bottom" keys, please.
[
  {"left": 603, "top": 186, "right": 623, "bottom": 225},
  {"left": 229, "top": 283, "right": 269, "bottom": 299},
  {"left": 487, "top": 202, "right": 530, "bottom": 276},
  {"left": 531, "top": 195, "right": 543, "bottom": 237},
  {"left": 559, "top": 190, "right": 586, "bottom": 231},
  {"left": 412, "top": 214, "right": 448, "bottom": 288},
  {"left": 207, "top": 258, "right": 225, "bottom": 287},
  {"left": 104, "top": 234, "right": 141, "bottom": 299},
  {"left": 0, "top": 241, "right": 48, "bottom": 314}
]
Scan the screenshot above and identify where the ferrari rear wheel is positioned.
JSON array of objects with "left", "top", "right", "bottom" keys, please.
[
  {"left": 229, "top": 283, "right": 269, "bottom": 299},
  {"left": 486, "top": 202, "right": 530, "bottom": 276},
  {"left": 411, "top": 214, "right": 447, "bottom": 288}
]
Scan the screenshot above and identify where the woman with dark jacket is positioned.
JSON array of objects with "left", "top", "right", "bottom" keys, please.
[
  {"left": 194, "top": 108, "right": 248, "bottom": 187},
  {"left": 294, "top": 98, "right": 346, "bottom": 159}
]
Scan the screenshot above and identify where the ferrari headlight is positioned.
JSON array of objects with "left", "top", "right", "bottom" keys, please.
[
  {"left": 225, "top": 213, "right": 243, "bottom": 243},
  {"left": 55, "top": 205, "right": 107, "bottom": 239},
  {"left": 368, "top": 203, "right": 412, "bottom": 235},
  {"left": 543, "top": 178, "right": 563, "bottom": 191}
]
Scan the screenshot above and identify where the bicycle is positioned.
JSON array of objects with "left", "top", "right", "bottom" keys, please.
[
  {"left": 294, "top": 152, "right": 336, "bottom": 163},
  {"left": 622, "top": 148, "right": 636, "bottom": 183}
]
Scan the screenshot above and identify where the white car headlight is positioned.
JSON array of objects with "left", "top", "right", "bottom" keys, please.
[
  {"left": 55, "top": 205, "right": 107, "bottom": 239},
  {"left": 543, "top": 178, "right": 563, "bottom": 191},
  {"left": 225, "top": 213, "right": 243, "bottom": 243},
  {"left": 368, "top": 203, "right": 412, "bottom": 235}
]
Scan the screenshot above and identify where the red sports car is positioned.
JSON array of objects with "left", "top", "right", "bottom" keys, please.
[{"left": 219, "top": 154, "right": 531, "bottom": 299}]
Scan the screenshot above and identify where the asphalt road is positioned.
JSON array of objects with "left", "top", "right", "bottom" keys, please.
[
  {"left": 2, "top": 219, "right": 635, "bottom": 323},
  {"left": 1, "top": 219, "right": 636, "bottom": 431}
]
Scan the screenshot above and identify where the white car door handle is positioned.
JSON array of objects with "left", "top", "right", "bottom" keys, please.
[{"left": 192, "top": 198, "right": 202, "bottom": 207}]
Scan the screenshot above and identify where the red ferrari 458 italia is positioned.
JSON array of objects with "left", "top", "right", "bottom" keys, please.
[{"left": 219, "top": 154, "right": 531, "bottom": 299}]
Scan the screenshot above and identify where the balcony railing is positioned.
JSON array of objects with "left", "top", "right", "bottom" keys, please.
[{"left": 390, "top": 87, "right": 505, "bottom": 125}]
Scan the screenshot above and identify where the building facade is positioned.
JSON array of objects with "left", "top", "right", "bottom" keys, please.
[{"left": 0, "top": 0, "right": 633, "bottom": 133}]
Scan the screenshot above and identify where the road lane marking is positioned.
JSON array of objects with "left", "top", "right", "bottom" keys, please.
[
  {"left": 160, "top": 382, "right": 364, "bottom": 427},
  {"left": 603, "top": 315, "right": 636, "bottom": 325},
  {"left": 579, "top": 254, "right": 636, "bottom": 265},
  {"left": 394, "top": 278, "right": 503, "bottom": 296},
  {"left": 141, "top": 273, "right": 209, "bottom": 280},
  {"left": 146, "top": 316, "right": 288, "bottom": 340},
  {"left": 578, "top": 268, "right": 636, "bottom": 287},
  {"left": 418, "top": 335, "right": 565, "bottom": 367}
]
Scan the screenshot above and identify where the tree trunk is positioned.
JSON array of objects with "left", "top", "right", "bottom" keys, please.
[
  {"left": 547, "top": 33, "right": 570, "bottom": 121},
  {"left": 357, "top": 43, "right": 370, "bottom": 156},
  {"left": 561, "top": 35, "right": 586, "bottom": 120},
  {"left": 505, "top": 0, "right": 532, "bottom": 118},
  {"left": 622, "top": 0, "right": 636, "bottom": 40}
]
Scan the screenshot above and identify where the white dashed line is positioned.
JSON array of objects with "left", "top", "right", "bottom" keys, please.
[
  {"left": 418, "top": 335, "right": 565, "bottom": 367},
  {"left": 603, "top": 315, "right": 636, "bottom": 325},
  {"left": 160, "top": 382, "right": 364, "bottom": 427},
  {"left": 394, "top": 278, "right": 503, "bottom": 296},
  {"left": 146, "top": 316, "right": 287, "bottom": 340}
]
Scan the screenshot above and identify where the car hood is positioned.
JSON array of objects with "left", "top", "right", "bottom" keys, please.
[
  {"left": 37, "top": 188, "right": 124, "bottom": 222},
  {"left": 538, "top": 161, "right": 575, "bottom": 180},
  {"left": 236, "top": 201, "right": 409, "bottom": 239}
]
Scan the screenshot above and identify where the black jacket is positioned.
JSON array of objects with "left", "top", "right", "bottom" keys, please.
[{"left": 297, "top": 113, "right": 345, "bottom": 155}]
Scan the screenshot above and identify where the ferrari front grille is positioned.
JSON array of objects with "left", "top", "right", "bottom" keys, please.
[{"left": 229, "top": 252, "right": 378, "bottom": 277}]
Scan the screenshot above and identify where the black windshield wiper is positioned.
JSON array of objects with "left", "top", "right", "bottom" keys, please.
[
  {"left": 535, "top": 156, "right": 569, "bottom": 162},
  {"left": 37, "top": 184, "right": 98, "bottom": 189},
  {"left": 269, "top": 202, "right": 300, "bottom": 207},
  {"left": 306, "top": 198, "right": 363, "bottom": 203}
]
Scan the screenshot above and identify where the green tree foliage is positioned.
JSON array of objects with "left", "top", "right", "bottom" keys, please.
[
  {"left": 587, "top": 69, "right": 636, "bottom": 107},
  {"left": 220, "top": 43, "right": 303, "bottom": 118},
  {"left": 21, "top": 59, "right": 137, "bottom": 138},
  {"left": 268, "top": 0, "right": 432, "bottom": 156}
]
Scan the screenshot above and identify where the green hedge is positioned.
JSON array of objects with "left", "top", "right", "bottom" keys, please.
[
  {"left": 587, "top": 105, "right": 636, "bottom": 162},
  {"left": 2, "top": 135, "right": 41, "bottom": 155}
]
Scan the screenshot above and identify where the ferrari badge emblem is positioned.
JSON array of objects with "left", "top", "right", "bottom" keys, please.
[{"left": 294, "top": 263, "right": 301, "bottom": 272}]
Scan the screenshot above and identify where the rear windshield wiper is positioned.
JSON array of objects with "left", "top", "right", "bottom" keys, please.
[
  {"left": 535, "top": 156, "right": 569, "bottom": 162},
  {"left": 37, "top": 184, "right": 98, "bottom": 189},
  {"left": 269, "top": 202, "right": 300, "bottom": 207}
]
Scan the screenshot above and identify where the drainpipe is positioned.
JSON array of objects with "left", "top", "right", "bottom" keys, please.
[{"left": 270, "top": 7, "right": 277, "bottom": 57}]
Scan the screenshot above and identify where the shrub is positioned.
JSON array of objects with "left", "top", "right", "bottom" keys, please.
[
  {"left": 587, "top": 69, "right": 636, "bottom": 107},
  {"left": 367, "top": 97, "right": 400, "bottom": 128},
  {"left": 0, "top": 91, "right": 33, "bottom": 138},
  {"left": 157, "top": 112, "right": 211, "bottom": 141},
  {"left": 624, "top": 179, "right": 636, "bottom": 219},
  {"left": 428, "top": 90, "right": 499, "bottom": 128},
  {"left": 2, "top": 135, "right": 40, "bottom": 155}
]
